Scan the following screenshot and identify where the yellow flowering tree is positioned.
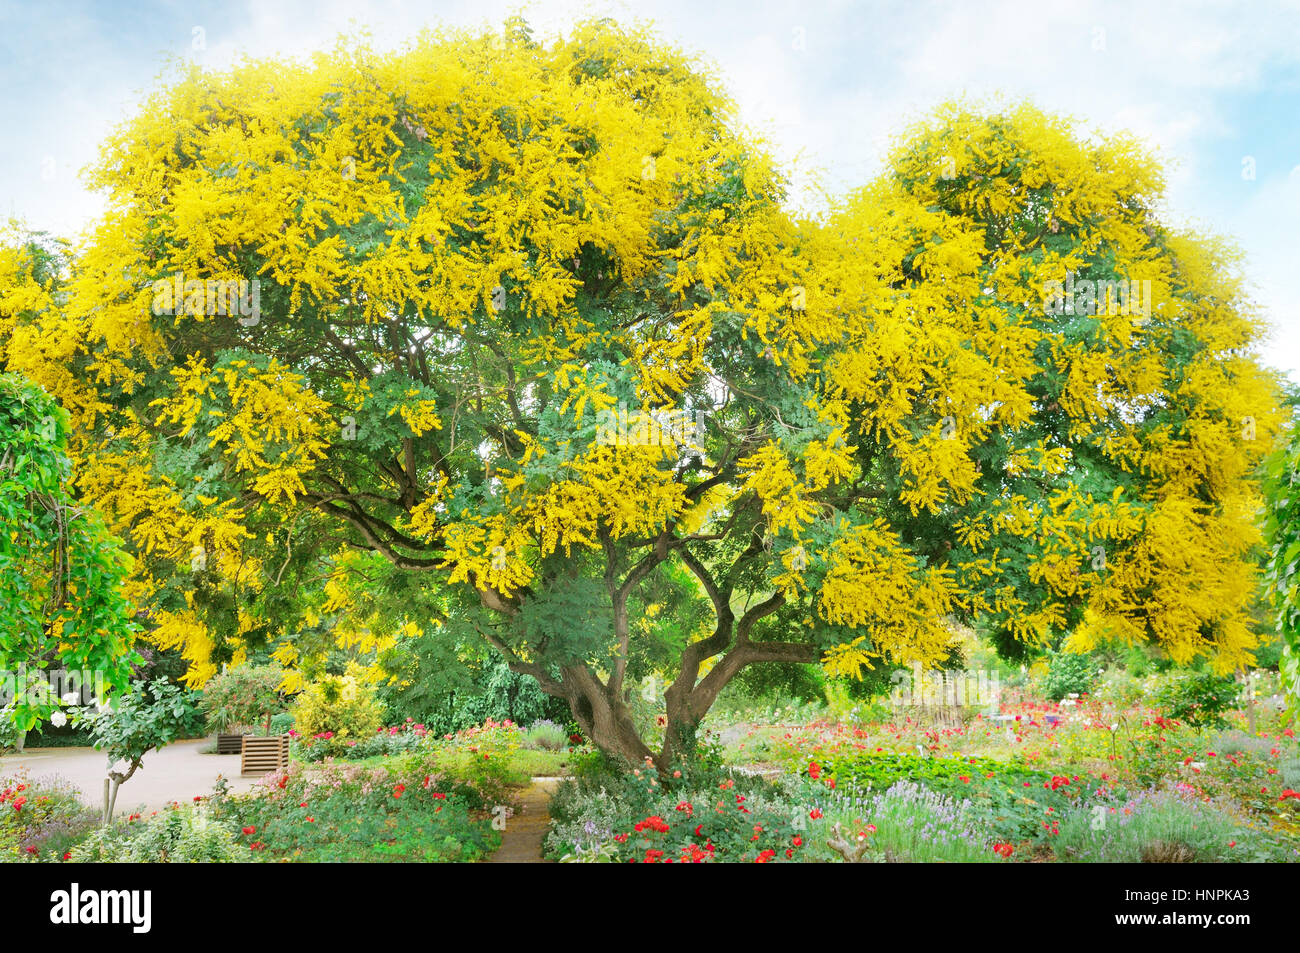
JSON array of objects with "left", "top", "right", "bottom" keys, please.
[{"left": 0, "top": 22, "right": 1282, "bottom": 768}]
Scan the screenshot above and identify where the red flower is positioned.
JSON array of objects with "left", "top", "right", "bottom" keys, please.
[
  {"left": 241, "top": 826, "right": 257, "bottom": 836},
  {"left": 393, "top": 784, "right": 406, "bottom": 798},
  {"left": 792, "top": 835, "right": 803, "bottom": 846},
  {"left": 1280, "top": 789, "right": 1300, "bottom": 801},
  {"left": 808, "top": 762, "right": 822, "bottom": 780},
  {"left": 249, "top": 841, "right": 266, "bottom": 851},
  {"left": 810, "top": 808, "right": 823, "bottom": 820},
  {"left": 62, "top": 852, "right": 71, "bottom": 860},
  {"left": 24, "top": 846, "right": 37, "bottom": 855},
  {"left": 958, "top": 776, "right": 971, "bottom": 784},
  {"left": 754, "top": 849, "right": 777, "bottom": 864},
  {"left": 993, "top": 843, "right": 1014, "bottom": 858},
  {"left": 12, "top": 796, "right": 26, "bottom": 812},
  {"left": 634, "top": 815, "right": 670, "bottom": 834}
]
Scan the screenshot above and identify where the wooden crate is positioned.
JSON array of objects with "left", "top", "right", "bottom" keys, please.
[
  {"left": 240, "top": 734, "right": 290, "bottom": 775},
  {"left": 217, "top": 733, "right": 244, "bottom": 755}
]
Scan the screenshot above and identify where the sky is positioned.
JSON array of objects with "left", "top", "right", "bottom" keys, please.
[{"left": 1, "top": 0, "right": 1298, "bottom": 379}]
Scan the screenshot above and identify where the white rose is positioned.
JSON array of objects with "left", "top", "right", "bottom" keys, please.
[{"left": 50, "top": 711, "right": 68, "bottom": 728}]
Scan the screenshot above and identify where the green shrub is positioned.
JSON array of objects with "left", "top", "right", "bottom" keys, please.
[
  {"left": 71, "top": 806, "right": 243, "bottom": 863},
  {"left": 1154, "top": 671, "right": 1241, "bottom": 728},
  {"left": 1043, "top": 651, "right": 1100, "bottom": 701},
  {"left": 201, "top": 665, "right": 288, "bottom": 734}
]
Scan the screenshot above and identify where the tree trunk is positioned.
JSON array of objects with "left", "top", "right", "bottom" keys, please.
[{"left": 559, "top": 664, "right": 654, "bottom": 768}]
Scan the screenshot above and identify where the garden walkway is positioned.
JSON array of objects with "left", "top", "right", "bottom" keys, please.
[
  {"left": 0, "top": 740, "right": 265, "bottom": 815},
  {"left": 486, "top": 777, "right": 560, "bottom": 863}
]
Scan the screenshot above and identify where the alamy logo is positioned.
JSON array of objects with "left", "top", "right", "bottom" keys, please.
[
  {"left": 49, "top": 884, "right": 152, "bottom": 934},
  {"left": 151, "top": 273, "right": 261, "bottom": 326},
  {"left": 1042, "top": 271, "right": 1151, "bottom": 320}
]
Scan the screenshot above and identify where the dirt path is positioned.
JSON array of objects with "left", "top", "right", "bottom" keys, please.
[{"left": 486, "top": 777, "right": 560, "bottom": 863}]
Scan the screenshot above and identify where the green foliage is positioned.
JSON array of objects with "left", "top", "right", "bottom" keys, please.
[
  {"left": 803, "top": 781, "right": 1001, "bottom": 863},
  {"left": 1262, "top": 429, "right": 1300, "bottom": 710},
  {"left": 78, "top": 678, "right": 193, "bottom": 774},
  {"left": 814, "top": 751, "right": 1111, "bottom": 843},
  {"left": 1153, "top": 671, "right": 1241, "bottom": 728},
  {"left": 0, "top": 373, "right": 140, "bottom": 731},
  {"left": 732, "top": 662, "right": 825, "bottom": 704},
  {"left": 200, "top": 664, "right": 288, "bottom": 734},
  {"left": 211, "top": 761, "right": 500, "bottom": 862},
  {"left": 546, "top": 764, "right": 814, "bottom": 862},
  {"left": 70, "top": 806, "right": 242, "bottom": 863},
  {"left": 1043, "top": 650, "right": 1100, "bottom": 701}
]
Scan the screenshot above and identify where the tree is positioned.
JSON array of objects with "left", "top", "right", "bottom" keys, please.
[
  {"left": 0, "top": 22, "right": 1282, "bottom": 770},
  {"left": 75, "top": 678, "right": 192, "bottom": 823},
  {"left": 1262, "top": 416, "right": 1300, "bottom": 712},
  {"left": 0, "top": 370, "right": 139, "bottom": 734}
]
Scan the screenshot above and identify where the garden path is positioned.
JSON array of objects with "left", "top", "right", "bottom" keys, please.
[
  {"left": 486, "top": 777, "right": 560, "bottom": 863},
  {"left": 0, "top": 740, "right": 264, "bottom": 815}
]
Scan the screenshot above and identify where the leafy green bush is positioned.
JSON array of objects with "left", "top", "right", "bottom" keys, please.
[
  {"left": 376, "top": 653, "right": 571, "bottom": 736},
  {"left": 1154, "top": 671, "right": 1241, "bottom": 728},
  {"left": 200, "top": 665, "right": 288, "bottom": 734},
  {"left": 1043, "top": 651, "right": 1100, "bottom": 701},
  {"left": 71, "top": 806, "right": 243, "bottom": 862}
]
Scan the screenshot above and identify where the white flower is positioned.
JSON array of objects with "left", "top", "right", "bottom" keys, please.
[
  {"left": 62, "top": 692, "right": 81, "bottom": 705},
  {"left": 49, "top": 711, "right": 67, "bottom": 728}
]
